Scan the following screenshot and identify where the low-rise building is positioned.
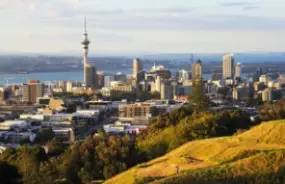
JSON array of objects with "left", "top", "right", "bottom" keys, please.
[
  {"left": 41, "top": 121, "right": 72, "bottom": 128},
  {"left": 119, "top": 103, "right": 156, "bottom": 118},
  {"left": 52, "top": 127, "right": 75, "bottom": 143},
  {"left": 101, "top": 87, "right": 111, "bottom": 97},
  {"left": 103, "top": 121, "right": 147, "bottom": 135},
  {"left": 0, "top": 120, "right": 28, "bottom": 131},
  {"left": 0, "top": 131, "right": 36, "bottom": 143},
  {"left": 110, "top": 81, "right": 134, "bottom": 93},
  {"left": 20, "top": 114, "right": 45, "bottom": 121},
  {"left": 46, "top": 114, "right": 74, "bottom": 122}
]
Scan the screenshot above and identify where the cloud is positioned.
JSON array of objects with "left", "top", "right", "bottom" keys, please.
[
  {"left": 243, "top": 6, "right": 260, "bottom": 10},
  {"left": 219, "top": 1, "right": 260, "bottom": 10},
  {"left": 220, "top": 2, "right": 253, "bottom": 7},
  {"left": 62, "top": 13, "right": 284, "bottom": 32},
  {"left": 27, "top": 32, "right": 133, "bottom": 43}
]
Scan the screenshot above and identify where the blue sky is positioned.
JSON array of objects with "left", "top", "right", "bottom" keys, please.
[{"left": 0, "top": 0, "right": 285, "bottom": 54}]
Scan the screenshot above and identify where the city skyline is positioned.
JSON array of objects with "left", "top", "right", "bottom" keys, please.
[{"left": 1, "top": 0, "right": 285, "bottom": 54}]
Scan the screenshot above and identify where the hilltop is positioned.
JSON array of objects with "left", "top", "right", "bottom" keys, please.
[{"left": 105, "top": 120, "right": 285, "bottom": 184}]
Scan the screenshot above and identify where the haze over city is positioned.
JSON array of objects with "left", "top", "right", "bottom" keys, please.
[{"left": 1, "top": 0, "right": 285, "bottom": 54}]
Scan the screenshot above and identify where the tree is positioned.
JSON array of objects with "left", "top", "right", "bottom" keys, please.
[
  {"left": 47, "top": 138, "right": 65, "bottom": 156},
  {"left": 0, "top": 161, "right": 22, "bottom": 184},
  {"left": 189, "top": 78, "right": 209, "bottom": 112},
  {"left": 35, "top": 128, "right": 55, "bottom": 144}
]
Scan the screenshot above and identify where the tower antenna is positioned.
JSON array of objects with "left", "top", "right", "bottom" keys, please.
[{"left": 84, "top": 16, "right": 87, "bottom": 34}]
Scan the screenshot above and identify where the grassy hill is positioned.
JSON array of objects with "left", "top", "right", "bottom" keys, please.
[{"left": 104, "top": 120, "right": 285, "bottom": 184}]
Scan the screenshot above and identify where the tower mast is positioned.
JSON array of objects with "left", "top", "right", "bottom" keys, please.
[{"left": 81, "top": 16, "right": 90, "bottom": 66}]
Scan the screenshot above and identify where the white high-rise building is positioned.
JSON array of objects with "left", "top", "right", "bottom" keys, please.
[
  {"left": 155, "top": 76, "right": 162, "bottom": 92},
  {"left": 179, "top": 69, "right": 190, "bottom": 81},
  {"left": 223, "top": 54, "right": 235, "bottom": 79},
  {"left": 66, "top": 82, "right": 73, "bottom": 92},
  {"left": 235, "top": 63, "right": 241, "bottom": 78},
  {"left": 259, "top": 75, "right": 270, "bottom": 84},
  {"left": 262, "top": 88, "right": 273, "bottom": 102}
]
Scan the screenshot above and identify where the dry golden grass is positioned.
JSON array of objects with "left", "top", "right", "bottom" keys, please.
[{"left": 104, "top": 120, "right": 285, "bottom": 184}]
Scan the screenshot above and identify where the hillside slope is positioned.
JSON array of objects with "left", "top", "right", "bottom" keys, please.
[{"left": 104, "top": 120, "right": 285, "bottom": 184}]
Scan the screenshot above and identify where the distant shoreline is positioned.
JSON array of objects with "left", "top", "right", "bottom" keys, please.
[{"left": 0, "top": 70, "right": 82, "bottom": 76}]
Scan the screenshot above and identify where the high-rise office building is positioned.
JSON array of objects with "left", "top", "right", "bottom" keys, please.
[
  {"left": 161, "top": 81, "right": 174, "bottom": 100},
  {"left": 223, "top": 54, "right": 235, "bottom": 79},
  {"left": 145, "top": 64, "right": 171, "bottom": 80},
  {"left": 104, "top": 75, "right": 115, "bottom": 87},
  {"left": 84, "top": 64, "right": 97, "bottom": 88},
  {"left": 179, "top": 69, "right": 190, "bottom": 81},
  {"left": 97, "top": 72, "right": 105, "bottom": 88},
  {"left": 212, "top": 73, "right": 223, "bottom": 81},
  {"left": 66, "top": 81, "right": 73, "bottom": 92},
  {"left": 235, "top": 63, "right": 241, "bottom": 78},
  {"left": 22, "top": 80, "right": 44, "bottom": 103},
  {"left": 133, "top": 58, "right": 144, "bottom": 78},
  {"left": 0, "top": 87, "right": 8, "bottom": 102},
  {"left": 259, "top": 75, "right": 270, "bottom": 84},
  {"left": 192, "top": 60, "right": 202, "bottom": 80},
  {"left": 155, "top": 76, "right": 162, "bottom": 92},
  {"left": 262, "top": 88, "right": 273, "bottom": 102},
  {"left": 81, "top": 18, "right": 97, "bottom": 89}
]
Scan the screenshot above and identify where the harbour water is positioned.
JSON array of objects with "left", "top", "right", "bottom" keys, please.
[
  {"left": 0, "top": 69, "right": 132, "bottom": 85},
  {"left": 0, "top": 69, "right": 247, "bottom": 85}
]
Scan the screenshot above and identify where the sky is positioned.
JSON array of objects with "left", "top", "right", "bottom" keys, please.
[{"left": 0, "top": 0, "right": 285, "bottom": 54}]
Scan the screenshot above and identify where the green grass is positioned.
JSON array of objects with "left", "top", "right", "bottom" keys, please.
[{"left": 104, "top": 120, "right": 285, "bottom": 184}]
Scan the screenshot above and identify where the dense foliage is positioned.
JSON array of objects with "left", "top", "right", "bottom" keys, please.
[
  {"left": 188, "top": 78, "right": 209, "bottom": 112},
  {"left": 259, "top": 99, "right": 285, "bottom": 121},
  {"left": 0, "top": 134, "right": 139, "bottom": 184},
  {"left": 34, "top": 128, "right": 55, "bottom": 144},
  {"left": 61, "top": 134, "right": 139, "bottom": 183}
]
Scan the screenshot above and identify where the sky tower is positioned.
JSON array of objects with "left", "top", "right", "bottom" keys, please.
[
  {"left": 81, "top": 17, "right": 97, "bottom": 89},
  {"left": 81, "top": 17, "right": 90, "bottom": 65}
]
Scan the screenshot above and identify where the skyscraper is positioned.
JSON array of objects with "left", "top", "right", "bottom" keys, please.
[
  {"left": 235, "top": 63, "right": 241, "bottom": 78},
  {"left": 97, "top": 72, "right": 105, "bottom": 88},
  {"left": 22, "top": 80, "right": 44, "bottom": 103},
  {"left": 192, "top": 60, "right": 202, "bottom": 80},
  {"left": 81, "top": 17, "right": 97, "bottom": 89},
  {"left": 179, "top": 69, "right": 190, "bottom": 81},
  {"left": 223, "top": 54, "right": 235, "bottom": 79},
  {"left": 161, "top": 81, "right": 174, "bottom": 100},
  {"left": 84, "top": 64, "right": 97, "bottom": 88},
  {"left": 133, "top": 58, "right": 143, "bottom": 78}
]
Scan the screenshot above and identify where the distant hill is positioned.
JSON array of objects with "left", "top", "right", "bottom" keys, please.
[
  {"left": 141, "top": 52, "right": 285, "bottom": 63},
  {"left": 1, "top": 51, "right": 285, "bottom": 63},
  {"left": 105, "top": 120, "right": 285, "bottom": 184}
]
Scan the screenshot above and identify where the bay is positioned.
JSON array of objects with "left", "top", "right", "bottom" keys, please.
[{"left": 0, "top": 69, "right": 246, "bottom": 85}]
